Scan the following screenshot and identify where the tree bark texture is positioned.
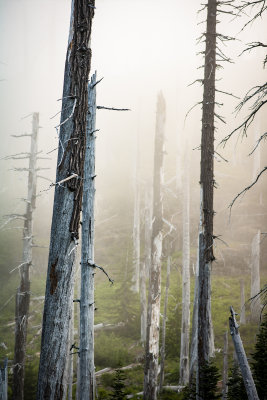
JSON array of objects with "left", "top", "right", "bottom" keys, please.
[
  {"left": 159, "top": 256, "right": 171, "bottom": 391},
  {"left": 144, "top": 188, "right": 152, "bottom": 279},
  {"left": 240, "top": 279, "right": 246, "bottom": 325},
  {"left": 222, "top": 331, "right": 228, "bottom": 400},
  {"left": 67, "top": 301, "right": 74, "bottom": 400},
  {"left": 132, "top": 132, "right": 140, "bottom": 293},
  {"left": 79, "top": 72, "right": 97, "bottom": 400},
  {"left": 143, "top": 92, "right": 166, "bottom": 400},
  {"left": 37, "top": 2, "right": 95, "bottom": 398},
  {"left": 197, "top": 1, "right": 217, "bottom": 398},
  {"left": 229, "top": 307, "right": 259, "bottom": 400},
  {"left": 189, "top": 245, "right": 199, "bottom": 384},
  {"left": 250, "top": 230, "right": 261, "bottom": 322},
  {"left": 179, "top": 149, "right": 190, "bottom": 386},
  {"left": 0, "top": 359, "right": 8, "bottom": 400},
  {"left": 13, "top": 113, "right": 39, "bottom": 400}
]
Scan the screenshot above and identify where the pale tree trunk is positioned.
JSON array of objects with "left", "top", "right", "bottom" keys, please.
[
  {"left": 79, "top": 72, "right": 97, "bottom": 400},
  {"left": 159, "top": 256, "right": 171, "bottom": 391},
  {"left": 197, "top": 1, "right": 217, "bottom": 398},
  {"left": 13, "top": 112, "right": 39, "bottom": 400},
  {"left": 144, "top": 92, "right": 166, "bottom": 400},
  {"left": 222, "top": 331, "right": 228, "bottom": 400},
  {"left": 67, "top": 301, "right": 74, "bottom": 400},
  {"left": 140, "top": 259, "right": 147, "bottom": 345},
  {"left": 250, "top": 230, "right": 261, "bottom": 322},
  {"left": 229, "top": 306, "right": 259, "bottom": 400},
  {"left": 0, "top": 358, "right": 8, "bottom": 400},
  {"left": 75, "top": 256, "right": 81, "bottom": 400},
  {"left": 37, "top": 2, "right": 95, "bottom": 398},
  {"left": 132, "top": 132, "right": 140, "bottom": 293},
  {"left": 189, "top": 245, "right": 199, "bottom": 384},
  {"left": 240, "top": 279, "right": 246, "bottom": 325},
  {"left": 179, "top": 147, "right": 190, "bottom": 386},
  {"left": 144, "top": 188, "right": 152, "bottom": 278}
]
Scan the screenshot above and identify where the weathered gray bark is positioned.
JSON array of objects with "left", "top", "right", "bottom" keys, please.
[
  {"left": 197, "top": 1, "right": 217, "bottom": 398},
  {"left": 222, "top": 331, "right": 228, "bottom": 400},
  {"left": 132, "top": 133, "right": 140, "bottom": 293},
  {"left": 13, "top": 112, "right": 39, "bottom": 400},
  {"left": 189, "top": 245, "right": 199, "bottom": 384},
  {"left": 79, "top": 72, "right": 97, "bottom": 400},
  {"left": 143, "top": 92, "right": 165, "bottom": 400},
  {"left": 229, "top": 306, "right": 259, "bottom": 400},
  {"left": 144, "top": 188, "right": 152, "bottom": 278},
  {"left": 0, "top": 358, "right": 8, "bottom": 400},
  {"left": 179, "top": 148, "right": 190, "bottom": 386},
  {"left": 67, "top": 301, "right": 74, "bottom": 400},
  {"left": 37, "top": 2, "right": 95, "bottom": 398},
  {"left": 250, "top": 230, "right": 261, "bottom": 322},
  {"left": 140, "top": 258, "right": 147, "bottom": 345},
  {"left": 159, "top": 256, "right": 171, "bottom": 391},
  {"left": 240, "top": 279, "right": 246, "bottom": 325}
]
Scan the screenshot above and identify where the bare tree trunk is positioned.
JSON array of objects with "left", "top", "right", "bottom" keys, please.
[
  {"left": 67, "top": 301, "right": 74, "bottom": 400},
  {"left": 79, "top": 72, "right": 97, "bottom": 400},
  {"left": 189, "top": 245, "right": 199, "bottom": 384},
  {"left": 37, "top": 2, "right": 95, "bottom": 398},
  {"left": 229, "top": 306, "right": 259, "bottom": 400},
  {"left": 197, "top": 1, "right": 217, "bottom": 398},
  {"left": 132, "top": 132, "right": 140, "bottom": 293},
  {"left": 140, "top": 260, "right": 147, "bottom": 345},
  {"left": 0, "top": 358, "right": 8, "bottom": 400},
  {"left": 75, "top": 257, "right": 81, "bottom": 400},
  {"left": 179, "top": 148, "right": 190, "bottom": 386},
  {"left": 250, "top": 230, "right": 261, "bottom": 322},
  {"left": 143, "top": 92, "right": 166, "bottom": 400},
  {"left": 222, "top": 331, "right": 228, "bottom": 400},
  {"left": 13, "top": 113, "right": 39, "bottom": 400},
  {"left": 240, "top": 279, "right": 246, "bottom": 325},
  {"left": 159, "top": 256, "right": 171, "bottom": 391},
  {"left": 144, "top": 188, "right": 152, "bottom": 278}
]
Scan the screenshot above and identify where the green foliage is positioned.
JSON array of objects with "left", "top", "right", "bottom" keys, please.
[
  {"left": 199, "top": 360, "right": 221, "bottom": 400},
  {"left": 24, "top": 362, "right": 38, "bottom": 399},
  {"left": 165, "top": 287, "right": 181, "bottom": 359},
  {"left": 251, "top": 313, "right": 267, "bottom": 399},
  {"left": 227, "top": 363, "right": 247, "bottom": 400},
  {"left": 182, "top": 379, "right": 196, "bottom": 400},
  {"left": 95, "top": 332, "right": 132, "bottom": 368},
  {"left": 109, "top": 367, "right": 127, "bottom": 400}
]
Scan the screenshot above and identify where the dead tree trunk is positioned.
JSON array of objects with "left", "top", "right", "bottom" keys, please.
[
  {"left": 79, "top": 72, "right": 97, "bottom": 400},
  {"left": 250, "top": 230, "right": 261, "bottom": 322},
  {"left": 189, "top": 246, "right": 199, "bottom": 384},
  {"left": 229, "top": 306, "right": 259, "bottom": 400},
  {"left": 13, "top": 112, "right": 39, "bottom": 400},
  {"left": 197, "top": 1, "right": 217, "bottom": 398},
  {"left": 37, "top": 2, "right": 95, "bottom": 398},
  {"left": 159, "top": 256, "right": 171, "bottom": 391},
  {"left": 0, "top": 358, "right": 8, "bottom": 400},
  {"left": 67, "top": 301, "right": 74, "bottom": 400},
  {"left": 179, "top": 148, "right": 190, "bottom": 386},
  {"left": 144, "top": 188, "right": 152, "bottom": 278},
  {"left": 132, "top": 132, "right": 140, "bottom": 293},
  {"left": 143, "top": 92, "right": 166, "bottom": 400},
  {"left": 222, "top": 331, "right": 228, "bottom": 400},
  {"left": 240, "top": 279, "right": 246, "bottom": 325}
]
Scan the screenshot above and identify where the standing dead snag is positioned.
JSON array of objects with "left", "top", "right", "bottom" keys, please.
[
  {"left": 37, "top": 1, "right": 95, "bottom": 398},
  {"left": 143, "top": 92, "right": 166, "bottom": 400},
  {"left": 197, "top": 0, "right": 217, "bottom": 398},
  {"left": 229, "top": 306, "right": 259, "bottom": 400},
  {"left": 250, "top": 230, "right": 261, "bottom": 322},
  {"left": 132, "top": 132, "right": 141, "bottom": 294},
  {"left": 13, "top": 112, "right": 39, "bottom": 400},
  {"left": 79, "top": 72, "right": 97, "bottom": 400}
]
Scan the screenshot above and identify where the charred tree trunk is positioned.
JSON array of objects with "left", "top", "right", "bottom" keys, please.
[
  {"left": 240, "top": 279, "right": 246, "bottom": 325},
  {"left": 197, "top": 1, "right": 217, "bottom": 398},
  {"left": 159, "top": 256, "right": 171, "bottom": 391},
  {"left": 37, "top": 2, "right": 95, "bottom": 398},
  {"left": 229, "top": 306, "right": 259, "bottom": 400},
  {"left": 143, "top": 92, "right": 166, "bottom": 400},
  {"left": 132, "top": 133, "right": 140, "bottom": 293},
  {"left": 222, "top": 331, "right": 228, "bottom": 400},
  {"left": 79, "top": 72, "right": 97, "bottom": 399},
  {"left": 250, "top": 230, "right": 261, "bottom": 322},
  {"left": 13, "top": 113, "right": 39, "bottom": 400},
  {"left": 179, "top": 148, "right": 190, "bottom": 386},
  {"left": 0, "top": 358, "right": 8, "bottom": 400}
]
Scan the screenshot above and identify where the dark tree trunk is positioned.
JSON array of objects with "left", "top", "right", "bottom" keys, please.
[
  {"left": 13, "top": 113, "right": 39, "bottom": 400},
  {"left": 37, "top": 2, "right": 95, "bottom": 398},
  {"left": 197, "top": 0, "right": 217, "bottom": 399},
  {"left": 143, "top": 92, "right": 166, "bottom": 400}
]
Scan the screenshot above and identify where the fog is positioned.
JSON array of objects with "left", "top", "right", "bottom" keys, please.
[{"left": 0, "top": 0, "right": 266, "bottom": 277}]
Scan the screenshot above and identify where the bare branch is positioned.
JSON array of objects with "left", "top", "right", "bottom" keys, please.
[
  {"left": 248, "top": 132, "right": 267, "bottom": 155},
  {"left": 96, "top": 106, "right": 130, "bottom": 111},
  {"left": 87, "top": 261, "right": 114, "bottom": 284}
]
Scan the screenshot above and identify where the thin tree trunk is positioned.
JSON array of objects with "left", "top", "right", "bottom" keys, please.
[
  {"left": 67, "top": 301, "right": 74, "bottom": 400},
  {"left": 159, "top": 256, "right": 171, "bottom": 391},
  {"left": 189, "top": 245, "right": 199, "bottom": 384},
  {"left": 143, "top": 92, "right": 166, "bottom": 400},
  {"left": 179, "top": 148, "right": 190, "bottom": 386},
  {"left": 229, "top": 306, "right": 259, "bottom": 400},
  {"left": 79, "top": 72, "right": 97, "bottom": 400},
  {"left": 250, "top": 230, "right": 261, "bottom": 322},
  {"left": 240, "top": 279, "right": 246, "bottom": 325},
  {"left": 37, "top": 2, "right": 95, "bottom": 398},
  {"left": 0, "top": 358, "right": 8, "bottom": 400},
  {"left": 222, "top": 331, "right": 228, "bottom": 400},
  {"left": 197, "top": 1, "right": 217, "bottom": 398},
  {"left": 13, "top": 113, "right": 39, "bottom": 400},
  {"left": 132, "top": 132, "right": 140, "bottom": 293},
  {"left": 140, "top": 260, "right": 147, "bottom": 345},
  {"left": 144, "top": 188, "right": 152, "bottom": 279}
]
